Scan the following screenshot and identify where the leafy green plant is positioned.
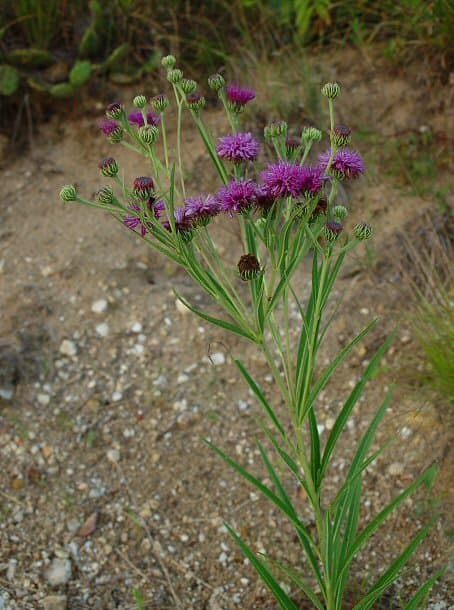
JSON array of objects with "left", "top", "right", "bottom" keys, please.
[{"left": 60, "top": 57, "right": 444, "bottom": 608}]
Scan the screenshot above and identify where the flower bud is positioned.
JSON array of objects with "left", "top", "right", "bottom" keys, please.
[
  {"left": 161, "top": 55, "right": 176, "bottom": 69},
  {"left": 133, "top": 95, "right": 147, "bottom": 109},
  {"left": 332, "top": 124, "right": 351, "bottom": 147},
  {"left": 180, "top": 79, "right": 197, "bottom": 95},
  {"left": 108, "top": 125, "right": 124, "bottom": 143},
  {"left": 237, "top": 254, "right": 262, "bottom": 281},
  {"left": 133, "top": 176, "right": 154, "bottom": 200},
  {"left": 105, "top": 102, "right": 124, "bottom": 120},
  {"left": 323, "top": 220, "right": 343, "bottom": 242},
  {"left": 354, "top": 222, "right": 372, "bottom": 240},
  {"left": 186, "top": 92, "right": 205, "bottom": 112},
  {"left": 264, "top": 120, "right": 288, "bottom": 140},
  {"left": 96, "top": 185, "right": 115, "bottom": 205},
  {"left": 302, "top": 126, "right": 322, "bottom": 144},
  {"left": 60, "top": 184, "right": 77, "bottom": 202},
  {"left": 333, "top": 205, "right": 348, "bottom": 221},
  {"left": 138, "top": 125, "right": 159, "bottom": 145},
  {"left": 167, "top": 69, "right": 183, "bottom": 84},
  {"left": 98, "top": 157, "right": 119, "bottom": 178},
  {"left": 208, "top": 73, "right": 225, "bottom": 92},
  {"left": 321, "top": 82, "right": 340, "bottom": 99},
  {"left": 150, "top": 94, "right": 169, "bottom": 113}
]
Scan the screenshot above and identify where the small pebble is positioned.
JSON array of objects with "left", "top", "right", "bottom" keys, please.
[
  {"left": 44, "top": 557, "right": 72, "bottom": 586},
  {"left": 42, "top": 596, "right": 67, "bottom": 610},
  {"left": 210, "top": 352, "right": 225, "bottom": 365},
  {"left": 91, "top": 299, "right": 108, "bottom": 314},
  {"left": 388, "top": 462, "right": 404, "bottom": 476},
  {"left": 131, "top": 321, "right": 143, "bottom": 333},
  {"left": 112, "top": 391, "right": 123, "bottom": 402},
  {"left": 59, "top": 340, "right": 77, "bottom": 357},
  {"left": 37, "top": 393, "right": 50, "bottom": 406},
  {"left": 95, "top": 323, "right": 109, "bottom": 337},
  {"left": 107, "top": 448, "right": 120, "bottom": 463}
]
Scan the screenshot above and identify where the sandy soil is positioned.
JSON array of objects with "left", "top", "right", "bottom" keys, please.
[{"left": 0, "top": 48, "right": 452, "bottom": 609}]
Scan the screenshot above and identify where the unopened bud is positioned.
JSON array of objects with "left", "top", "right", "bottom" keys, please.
[
  {"left": 264, "top": 120, "right": 288, "bottom": 139},
  {"left": 138, "top": 125, "right": 159, "bottom": 145},
  {"left": 133, "top": 176, "right": 154, "bottom": 200},
  {"left": 133, "top": 95, "right": 147, "bottom": 109},
  {"left": 354, "top": 222, "right": 372, "bottom": 240},
  {"left": 96, "top": 185, "right": 115, "bottom": 205},
  {"left": 60, "top": 184, "right": 77, "bottom": 202},
  {"left": 105, "top": 102, "right": 124, "bottom": 120},
  {"left": 323, "top": 220, "right": 343, "bottom": 242},
  {"left": 321, "top": 82, "right": 340, "bottom": 99},
  {"left": 167, "top": 69, "right": 183, "bottom": 84},
  {"left": 333, "top": 205, "right": 348, "bottom": 221},
  {"left": 150, "top": 94, "right": 169, "bottom": 113},
  {"left": 208, "top": 73, "right": 225, "bottom": 92},
  {"left": 332, "top": 124, "right": 351, "bottom": 147},
  {"left": 302, "top": 126, "right": 322, "bottom": 143},
  {"left": 161, "top": 55, "right": 176, "bottom": 69},
  {"left": 186, "top": 92, "right": 205, "bottom": 112},
  {"left": 98, "top": 157, "right": 119, "bottom": 178},
  {"left": 180, "top": 79, "right": 197, "bottom": 95},
  {"left": 109, "top": 125, "right": 124, "bottom": 143},
  {"left": 237, "top": 254, "right": 262, "bottom": 281}
]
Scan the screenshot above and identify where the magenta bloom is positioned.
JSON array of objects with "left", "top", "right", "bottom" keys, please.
[
  {"left": 226, "top": 82, "right": 256, "bottom": 109},
  {"left": 128, "top": 110, "right": 161, "bottom": 127},
  {"left": 319, "top": 149, "right": 365, "bottom": 180},
  {"left": 300, "top": 166, "right": 324, "bottom": 197},
  {"left": 99, "top": 119, "right": 119, "bottom": 136},
  {"left": 184, "top": 195, "right": 219, "bottom": 225},
  {"left": 124, "top": 204, "right": 151, "bottom": 237},
  {"left": 255, "top": 184, "right": 276, "bottom": 215},
  {"left": 153, "top": 199, "right": 166, "bottom": 220},
  {"left": 216, "top": 132, "right": 259, "bottom": 163},
  {"left": 217, "top": 179, "right": 258, "bottom": 214},
  {"left": 261, "top": 161, "right": 310, "bottom": 199}
]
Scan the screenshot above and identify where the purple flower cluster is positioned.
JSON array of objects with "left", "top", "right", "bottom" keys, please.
[
  {"left": 124, "top": 203, "right": 152, "bottom": 237},
  {"left": 99, "top": 119, "right": 119, "bottom": 136},
  {"left": 261, "top": 162, "right": 323, "bottom": 199},
  {"left": 184, "top": 195, "right": 220, "bottom": 225},
  {"left": 226, "top": 83, "right": 256, "bottom": 110},
  {"left": 216, "top": 132, "right": 259, "bottom": 163},
  {"left": 217, "top": 179, "right": 258, "bottom": 214},
  {"left": 319, "top": 149, "right": 364, "bottom": 180},
  {"left": 128, "top": 110, "right": 161, "bottom": 127}
]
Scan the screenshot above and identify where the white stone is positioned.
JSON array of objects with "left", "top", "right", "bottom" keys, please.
[
  {"left": 37, "top": 393, "right": 50, "bottom": 406},
  {"left": 59, "top": 340, "right": 77, "bottom": 357},
  {"left": 210, "top": 352, "right": 225, "bottom": 365},
  {"left": 112, "top": 391, "right": 123, "bottom": 402},
  {"left": 95, "top": 323, "right": 109, "bottom": 337},
  {"left": 177, "top": 374, "right": 189, "bottom": 384},
  {"left": 131, "top": 321, "right": 142, "bottom": 333},
  {"left": 91, "top": 299, "right": 108, "bottom": 314},
  {"left": 107, "top": 448, "right": 120, "bottom": 463},
  {"left": 44, "top": 557, "right": 72, "bottom": 586},
  {"left": 42, "top": 596, "right": 67, "bottom": 610}
]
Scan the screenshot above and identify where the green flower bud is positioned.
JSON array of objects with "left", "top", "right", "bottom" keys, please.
[
  {"left": 109, "top": 125, "right": 124, "bottom": 144},
  {"left": 354, "top": 222, "right": 372, "bottom": 240},
  {"left": 60, "top": 184, "right": 77, "bottom": 202},
  {"left": 333, "top": 205, "right": 348, "bottom": 221},
  {"left": 180, "top": 79, "right": 197, "bottom": 95},
  {"left": 321, "top": 82, "right": 340, "bottom": 99},
  {"left": 208, "top": 73, "right": 225, "bottom": 92},
  {"left": 138, "top": 125, "right": 159, "bottom": 145},
  {"left": 133, "top": 95, "right": 147, "bottom": 109},
  {"left": 264, "top": 120, "right": 288, "bottom": 140},
  {"left": 150, "top": 94, "right": 169, "bottom": 113},
  {"left": 237, "top": 254, "right": 262, "bottom": 281},
  {"left": 186, "top": 92, "right": 205, "bottom": 113},
  {"left": 98, "top": 157, "right": 119, "bottom": 178},
  {"left": 167, "top": 69, "right": 183, "bottom": 84},
  {"left": 105, "top": 102, "right": 125, "bottom": 120},
  {"left": 323, "top": 220, "right": 343, "bottom": 242},
  {"left": 161, "top": 55, "right": 176, "bottom": 69},
  {"left": 96, "top": 185, "right": 115, "bottom": 205},
  {"left": 332, "top": 124, "right": 351, "bottom": 148},
  {"left": 301, "top": 126, "right": 322, "bottom": 144}
]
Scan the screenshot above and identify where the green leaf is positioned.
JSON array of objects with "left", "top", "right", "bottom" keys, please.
[
  {"left": 225, "top": 524, "right": 299, "bottom": 610},
  {"left": 69, "top": 60, "right": 92, "bottom": 87},
  {"left": 319, "top": 333, "right": 394, "bottom": 481},
  {"left": 103, "top": 43, "right": 130, "bottom": 70},
  {"left": 403, "top": 566, "right": 446, "bottom": 610},
  {"left": 264, "top": 556, "right": 325, "bottom": 610},
  {"left": 234, "top": 359, "right": 287, "bottom": 439},
  {"left": 0, "top": 64, "right": 20, "bottom": 95},
  {"left": 174, "top": 291, "right": 257, "bottom": 343},
  {"left": 352, "top": 518, "right": 437, "bottom": 610},
  {"left": 78, "top": 27, "right": 100, "bottom": 58},
  {"left": 8, "top": 47, "right": 53, "bottom": 68},
  {"left": 49, "top": 82, "right": 76, "bottom": 98}
]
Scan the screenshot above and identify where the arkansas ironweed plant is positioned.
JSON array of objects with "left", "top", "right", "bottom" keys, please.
[{"left": 60, "top": 55, "right": 443, "bottom": 609}]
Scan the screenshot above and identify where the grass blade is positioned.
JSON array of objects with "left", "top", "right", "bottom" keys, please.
[{"left": 403, "top": 566, "right": 447, "bottom": 610}]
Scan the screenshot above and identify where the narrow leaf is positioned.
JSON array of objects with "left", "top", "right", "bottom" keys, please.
[{"left": 404, "top": 566, "right": 447, "bottom": 610}]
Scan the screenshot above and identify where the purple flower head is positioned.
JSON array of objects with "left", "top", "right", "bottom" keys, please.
[
  {"left": 184, "top": 195, "right": 219, "bottom": 226},
  {"left": 255, "top": 184, "right": 276, "bottom": 215},
  {"left": 123, "top": 204, "right": 152, "bottom": 237},
  {"left": 217, "top": 179, "right": 258, "bottom": 215},
  {"left": 128, "top": 110, "right": 161, "bottom": 127},
  {"left": 226, "top": 82, "right": 256, "bottom": 110},
  {"left": 261, "top": 161, "right": 309, "bottom": 199},
  {"left": 153, "top": 199, "right": 166, "bottom": 220},
  {"left": 319, "top": 149, "right": 365, "bottom": 180},
  {"left": 99, "top": 119, "right": 119, "bottom": 136},
  {"left": 300, "top": 166, "right": 324, "bottom": 197},
  {"left": 216, "top": 132, "right": 259, "bottom": 163},
  {"left": 162, "top": 208, "right": 194, "bottom": 241}
]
